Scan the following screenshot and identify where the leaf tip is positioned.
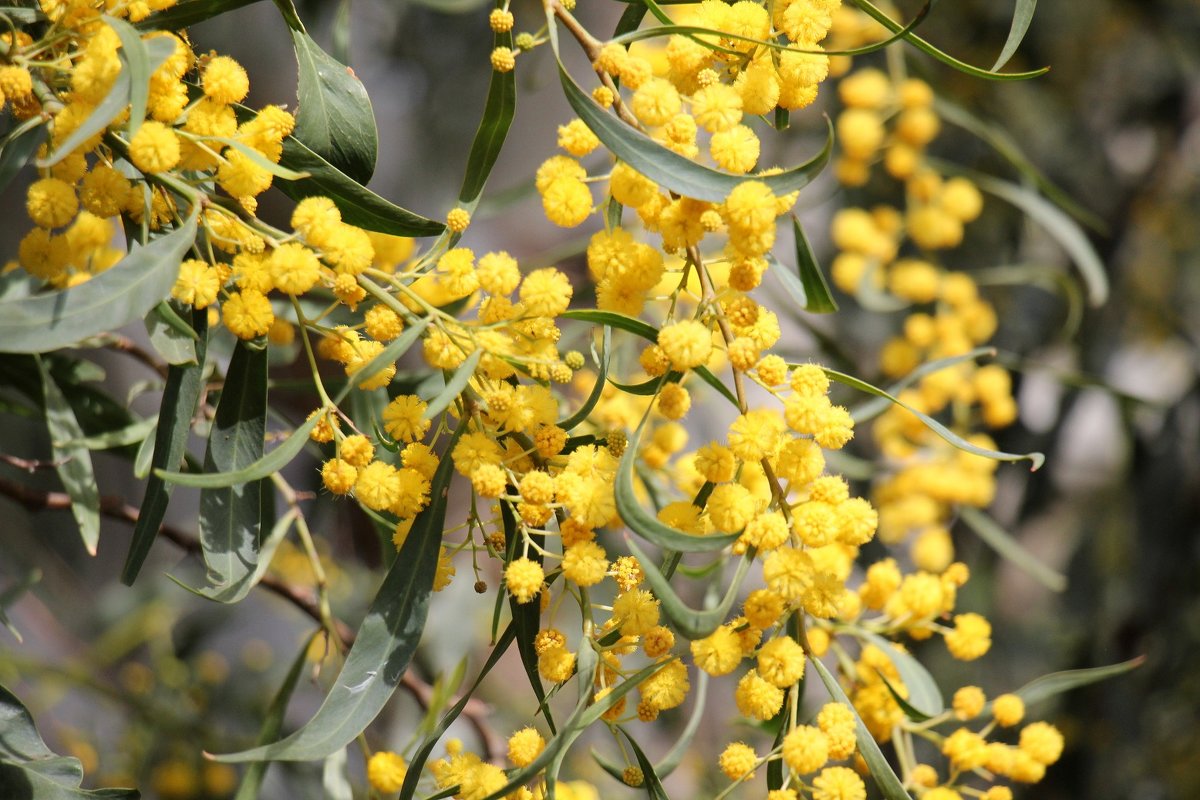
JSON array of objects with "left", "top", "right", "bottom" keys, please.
[{"left": 1028, "top": 452, "right": 1047, "bottom": 472}]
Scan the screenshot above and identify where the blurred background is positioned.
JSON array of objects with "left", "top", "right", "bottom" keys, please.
[{"left": 1, "top": 0, "right": 1198, "bottom": 798}]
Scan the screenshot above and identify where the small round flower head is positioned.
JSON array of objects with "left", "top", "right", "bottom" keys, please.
[
  {"left": 129, "top": 121, "right": 181, "bottom": 174},
  {"left": 445, "top": 207, "right": 471, "bottom": 233},
  {"left": 382, "top": 395, "right": 430, "bottom": 443},
  {"left": 812, "top": 766, "right": 866, "bottom": 800},
  {"left": 657, "top": 320, "right": 712, "bottom": 371},
  {"left": 505, "top": 557, "right": 544, "bottom": 604},
  {"left": 506, "top": 728, "right": 545, "bottom": 767},
  {"left": 756, "top": 635, "right": 806, "bottom": 687},
  {"left": 943, "top": 728, "right": 988, "bottom": 771},
  {"left": 782, "top": 724, "right": 829, "bottom": 774},
  {"left": 719, "top": 741, "right": 758, "bottom": 781},
  {"left": 612, "top": 589, "right": 660, "bottom": 636},
  {"left": 321, "top": 459, "right": 357, "bottom": 495},
  {"left": 488, "top": 8, "right": 514, "bottom": 32},
  {"left": 622, "top": 767, "right": 643, "bottom": 787},
  {"left": 561, "top": 540, "right": 608, "bottom": 587},
  {"left": 734, "top": 669, "right": 784, "bottom": 720},
  {"left": 202, "top": 56, "right": 249, "bottom": 104},
  {"left": 366, "top": 751, "right": 407, "bottom": 793},
  {"left": 944, "top": 612, "right": 992, "bottom": 660},
  {"left": 26, "top": 178, "right": 78, "bottom": 229},
  {"left": 1019, "top": 721, "right": 1064, "bottom": 765},
  {"left": 817, "top": 702, "right": 858, "bottom": 760},
  {"left": 992, "top": 693, "right": 1026, "bottom": 727},
  {"left": 642, "top": 625, "right": 675, "bottom": 658},
  {"left": 490, "top": 46, "right": 516, "bottom": 72},
  {"left": 952, "top": 685, "right": 986, "bottom": 720},
  {"left": 691, "top": 625, "right": 742, "bottom": 676}
]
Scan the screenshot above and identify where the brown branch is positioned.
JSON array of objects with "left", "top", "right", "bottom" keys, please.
[
  {"left": 0, "top": 453, "right": 68, "bottom": 472},
  {"left": 0, "top": 474, "right": 501, "bottom": 760}
]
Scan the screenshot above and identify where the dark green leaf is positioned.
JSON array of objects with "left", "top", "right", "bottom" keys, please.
[
  {"left": 993, "top": 0, "right": 1037, "bottom": 71},
  {"left": 819, "top": 366, "right": 1046, "bottom": 470},
  {"left": 0, "top": 121, "right": 46, "bottom": 194},
  {"left": 958, "top": 506, "right": 1067, "bottom": 592},
  {"left": 135, "top": 0, "right": 262, "bottom": 30},
  {"left": 618, "top": 728, "right": 670, "bottom": 799},
  {"left": 559, "top": 326, "right": 610, "bottom": 431},
  {"left": 999, "top": 656, "right": 1143, "bottom": 711},
  {"left": 626, "top": 537, "right": 750, "bottom": 639},
  {"left": 196, "top": 341, "right": 269, "bottom": 602},
  {"left": 277, "top": 137, "right": 444, "bottom": 237},
  {"left": 37, "top": 357, "right": 101, "bottom": 555},
  {"left": 556, "top": 47, "right": 831, "bottom": 202},
  {"left": 847, "top": 0, "right": 1047, "bottom": 80},
  {"left": 502, "top": 499, "right": 556, "bottom": 735},
  {"left": 291, "top": 28, "right": 378, "bottom": 184},
  {"left": 850, "top": 629, "right": 944, "bottom": 718},
  {"left": 212, "top": 423, "right": 466, "bottom": 762},
  {"left": 810, "top": 657, "right": 913, "bottom": 800},
  {"left": 423, "top": 349, "right": 481, "bottom": 420},
  {"left": 0, "top": 209, "right": 199, "bottom": 354},
  {"left": 458, "top": 7, "right": 515, "bottom": 205},
  {"left": 156, "top": 409, "right": 320, "bottom": 489},
  {"left": 145, "top": 302, "right": 199, "bottom": 365},
  {"left": 233, "top": 633, "right": 319, "bottom": 800},
  {"left": 790, "top": 216, "right": 837, "bottom": 313},
  {"left": 121, "top": 307, "right": 207, "bottom": 585}
]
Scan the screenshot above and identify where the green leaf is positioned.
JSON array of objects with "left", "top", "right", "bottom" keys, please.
[
  {"left": 200, "top": 135, "right": 312, "bottom": 180},
  {"left": 819, "top": 366, "right": 1046, "bottom": 470},
  {"left": 233, "top": 632, "right": 318, "bottom": 800},
  {"left": 958, "top": 506, "right": 1067, "bottom": 592},
  {"left": 848, "top": 629, "right": 944, "bottom": 718},
  {"left": 333, "top": 316, "right": 430, "bottom": 403},
  {"left": 556, "top": 50, "right": 831, "bottom": 202},
  {"left": 277, "top": 136, "right": 444, "bottom": 237},
  {"left": 0, "top": 120, "right": 46, "bottom": 194},
  {"left": 121, "top": 307, "right": 208, "bottom": 586},
  {"left": 847, "top": 0, "right": 1047, "bottom": 80},
  {"left": 145, "top": 302, "right": 199, "bottom": 365},
  {"left": 501, "top": 499, "right": 556, "bottom": 735},
  {"left": 626, "top": 537, "right": 750, "bottom": 639},
  {"left": 617, "top": 728, "right": 670, "bottom": 799},
  {"left": 423, "top": 349, "right": 481, "bottom": 420},
  {"left": 0, "top": 209, "right": 199, "bottom": 354},
  {"left": 459, "top": 10, "right": 515, "bottom": 206},
  {"left": 135, "top": 0, "right": 262, "bottom": 30},
  {"left": 321, "top": 749, "right": 353, "bottom": 800},
  {"left": 290, "top": 28, "right": 378, "bottom": 185},
  {"left": 792, "top": 215, "right": 838, "bottom": 312},
  {"left": 37, "top": 36, "right": 176, "bottom": 167},
  {"left": 37, "top": 357, "right": 101, "bottom": 556},
  {"left": 595, "top": 670, "right": 707, "bottom": 780},
  {"left": 398, "top": 625, "right": 518, "bottom": 799},
  {"left": 156, "top": 409, "right": 320, "bottom": 489},
  {"left": 0, "top": 570, "right": 41, "bottom": 643},
  {"left": 0, "top": 7, "right": 43, "bottom": 24},
  {"left": 212, "top": 423, "right": 466, "bottom": 762},
  {"left": 874, "top": 668, "right": 933, "bottom": 724},
  {"left": 972, "top": 172, "right": 1108, "bottom": 306},
  {"left": 849, "top": 347, "right": 996, "bottom": 424},
  {"left": 993, "top": 0, "right": 1037, "bottom": 71},
  {"left": 196, "top": 340, "right": 269, "bottom": 601},
  {"left": 617, "top": 413, "right": 739, "bottom": 554},
  {"left": 559, "top": 326, "right": 611, "bottom": 431},
  {"left": 810, "top": 657, "right": 913, "bottom": 800},
  {"left": 103, "top": 16, "right": 152, "bottom": 138},
  {"left": 998, "top": 656, "right": 1143, "bottom": 711}
]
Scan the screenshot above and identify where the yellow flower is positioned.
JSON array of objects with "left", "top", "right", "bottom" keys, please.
[
  {"left": 691, "top": 625, "right": 742, "bottom": 676},
  {"left": 321, "top": 459, "right": 357, "bottom": 495},
  {"left": 561, "top": 540, "right": 608, "bottom": 587},
  {"left": 944, "top": 612, "right": 992, "bottom": 660},
  {"left": 657, "top": 320, "right": 712, "bottom": 371},
  {"left": 993, "top": 693, "right": 1026, "bottom": 727},
  {"left": 519, "top": 267, "right": 572, "bottom": 317},
  {"left": 171, "top": 259, "right": 221, "bottom": 309},
  {"left": 366, "top": 751, "right": 407, "bottom": 793},
  {"left": 202, "top": 56, "right": 249, "bottom": 104},
  {"left": 782, "top": 724, "right": 829, "bottom": 774},
  {"left": 504, "top": 557, "right": 544, "bottom": 604},
  {"left": 507, "top": 727, "right": 545, "bottom": 768},
  {"left": 26, "top": 178, "right": 78, "bottom": 229},
  {"left": 129, "top": 121, "right": 181, "bottom": 174},
  {"left": 812, "top": 766, "right": 866, "bottom": 800},
  {"left": 734, "top": 669, "right": 784, "bottom": 720},
  {"left": 756, "top": 635, "right": 805, "bottom": 687},
  {"left": 222, "top": 290, "right": 274, "bottom": 339},
  {"left": 268, "top": 242, "right": 321, "bottom": 295},
  {"left": 952, "top": 685, "right": 986, "bottom": 720},
  {"left": 718, "top": 741, "right": 757, "bottom": 781},
  {"left": 612, "top": 588, "right": 659, "bottom": 636}
]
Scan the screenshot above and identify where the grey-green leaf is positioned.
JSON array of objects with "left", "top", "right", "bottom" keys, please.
[
  {"left": 277, "top": 136, "right": 444, "bottom": 237},
  {"left": 291, "top": 28, "right": 378, "bottom": 185},
  {"left": 810, "top": 656, "right": 913, "bottom": 800},
  {"left": 197, "top": 340, "right": 269, "bottom": 602},
  {"left": 849, "top": 629, "right": 944, "bottom": 718},
  {"left": 849, "top": 347, "right": 996, "bottom": 424},
  {"left": 959, "top": 506, "right": 1067, "bottom": 592},
  {"left": 37, "top": 357, "right": 101, "bottom": 555},
  {"left": 0, "top": 209, "right": 199, "bottom": 354},
  {"left": 145, "top": 302, "right": 199, "bottom": 365},
  {"left": 626, "top": 537, "right": 750, "bottom": 639},
  {"left": 992, "top": 0, "right": 1037, "bottom": 71},
  {"left": 121, "top": 307, "right": 207, "bottom": 586},
  {"left": 1000, "top": 656, "right": 1143, "bottom": 711},
  {"left": 156, "top": 409, "right": 320, "bottom": 489},
  {"left": 103, "top": 16, "right": 152, "bottom": 138},
  {"left": 423, "top": 349, "right": 481, "bottom": 420},
  {"left": 135, "top": 0, "right": 262, "bottom": 30},
  {"left": 0, "top": 121, "right": 46, "bottom": 194},
  {"left": 211, "top": 424, "right": 465, "bottom": 762}
]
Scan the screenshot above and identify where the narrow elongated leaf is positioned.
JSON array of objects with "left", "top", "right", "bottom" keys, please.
[
  {"left": 399, "top": 625, "right": 518, "bottom": 799},
  {"left": 556, "top": 49, "right": 831, "bottom": 202},
  {"left": 0, "top": 209, "right": 199, "bottom": 354},
  {"left": 156, "top": 410, "right": 320, "bottom": 489},
  {"left": 595, "top": 670, "right": 707, "bottom": 780},
  {"left": 790, "top": 216, "right": 838, "bottom": 312},
  {"left": 627, "top": 538, "right": 750, "bottom": 639},
  {"left": 37, "top": 358, "right": 101, "bottom": 555},
  {"left": 459, "top": 10, "right": 515, "bottom": 205},
  {"left": 0, "top": 121, "right": 45, "bottom": 194},
  {"left": 202, "top": 135, "right": 312, "bottom": 180},
  {"left": 559, "top": 326, "right": 610, "bottom": 431},
  {"left": 212, "top": 424, "right": 466, "bottom": 762},
  {"left": 197, "top": 341, "right": 268, "bottom": 600},
  {"left": 819, "top": 367, "right": 1046, "bottom": 470},
  {"left": 973, "top": 173, "right": 1108, "bottom": 306},
  {"left": 618, "top": 728, "right": 670, "bottom": 799},
  {"left": 277, "top": 137, "right": 444, "bottom": 237},
  {"left": 810, "top": 657, "right": 913, "bottom": 800},
  {"left": 501, "top": 500, "right": 556, "bottom": 735},
  {"left": 617, "top": 413, "right": 739, "bottom": 553},
  {"left": 847, "top": 0, "right": 1046, "bottom": 80},
  {"left": 423, "top": 349, "right": 481, "bottom": 420},
  {"left": 291, "top": 28, "right": 378, "bottom": 184},
  {"left": 0, "top": 765, "right": 140, "bottom": 799},
  {"left": 335, "top": 316, "right": 429, "bottom": 404},
  {"left": 321, "top": 749, "right": 354, "bottom": 800},
  {"left": 136, "top": 0, "right": 262, "bottom": 29},
  {"left": 121, "top": 308, "right": 207, "bottom": 585},
  {"left": 958, "top": 506, "right": 1067, "bottom": 592},
  {"left": 0, "top": 570, "right": 41, "bottom": 643},
  {"left": 850, "top": 347, "right": 996, "bottom": 424},
  {"left": 999, "top": 657, "right": 1143, "bottom": 711},
  {"left": 849, "top": 629, "right": 944, "bottom": 718},
  {"left": 145, "top": 302, "right": 198, "bottom": 365},
  {"left": 104, "top": 16, "right": 152, "bottom": 137},
  {"left": 234, "top": 632, "right": 317, "bottom": 800},
  {"left": 992, "top": 0, "right": 1037, "bottom": 71}
]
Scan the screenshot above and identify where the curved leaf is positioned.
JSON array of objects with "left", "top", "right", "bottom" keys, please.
[
  {"left": 37, "top": 358, "right": 100, "bottom": 555},
  {"left": 136, "top": 0, "right": 262, "bottom": 30},
  {"left": 847, "top": 0, "right": 1047, "bottom": 81},
  {"left": 848, "top": 629, "right": 944, "bottom": 718},
  {"left": 550, "top": 22, "right": 831, "bottom": 202},
  {"left": 559, "top": 326, "right": 610, "bottom": 431},
  {"left": 999, "top": 656, "right": 1143, "bottom": 711},
  {"left": 197, "top": 340, "right": 269, "bottom": 601},
  {"left": 849, "top": 347, "right": 996, "bottom": 424},
  {"left": 0, "top": 120, "right": 46, "bottom": 194},
  {"left": 819, "top": 366, "right": 1046, "bottom": 470},
  {"left": 145, "top": 301, "right": 199, "bottom": 365},
  {"left": 156, "top": 410, "right": 321, "bottom": 489},
  {"left": 993, "top": 0, "right": 1037, "bottom": 71},
  {"left": 103, "top": 16, "right": 152, "bottom": 138},
  {"left": 459, "top": 10, "right": 515, "bottom": 206},
  {"left": 0, "top": 209, "right": 199, "bottom": 354},
  {"left": 212, "top": 423, "right": 465, "bottom": 762},
  {"left": 626, "top": 537, "right": 750, "bottom": 639},
  {"left": 786, "top": 215, "right": 838, "bottom": 313},
  {"left": 291, "top": 28, "right": 378, "bottom": 185},
  {"left": 958, "top": 506, "right": 1067, "bottom": 592},
  {"left": 617, "top": 727, "right": 670, "bottom": 799},
  {"left": 810, "top": 656, "right": 913, "bottom": 800},
  {"left": 121, "top": 307, "right": 207, "bottom": 586},
  {"left": 277, "top": 137, "right": 444, "bottom": 237},
  {"left": 333, "top": 315, "right": 430, "bottom": 403},
  {"left": 423, "top": 349, "right": 481, "bottom": 420}
]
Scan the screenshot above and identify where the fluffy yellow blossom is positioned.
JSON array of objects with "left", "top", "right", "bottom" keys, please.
[
  {"left": 366, "top": 751, "right": 406, "bottom": 793},
  {"left": 719, "top": 742, "right": 758, "bottom": 781},
  {"left": 505, "top": 557, "right": 544, "bottom": 604}
]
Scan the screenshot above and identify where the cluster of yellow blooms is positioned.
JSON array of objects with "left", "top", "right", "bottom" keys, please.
[{"left": 2, "top": 1, "right": 1069, "bottom": 798}]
